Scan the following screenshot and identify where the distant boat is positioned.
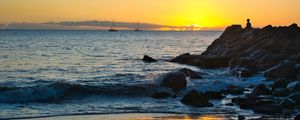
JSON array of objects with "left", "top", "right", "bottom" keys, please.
[
  {"left": 134, "top": 22, "right": 141, "bottom": 31},
  {"left": 109, "top": 21, "right": 118, "bottom": 32}
]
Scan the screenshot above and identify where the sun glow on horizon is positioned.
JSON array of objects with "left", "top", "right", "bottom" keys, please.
[{"left": 0, "top": 0, "right": 300, "bottom": 30}]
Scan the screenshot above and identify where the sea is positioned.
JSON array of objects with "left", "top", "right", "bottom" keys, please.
[{"left": 0, "top": 30, "right": 267, "bottom": 119}]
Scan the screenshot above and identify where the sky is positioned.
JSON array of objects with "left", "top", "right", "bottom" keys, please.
[{"left": 0, "top": 0, "right": 300, "bottom": 30}]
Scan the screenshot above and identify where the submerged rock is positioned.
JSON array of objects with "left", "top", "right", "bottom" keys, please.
[
  {"left": 160, "top": 71, "right": 187, "bottom": 91},
  {"left": 142, "top": 55, "right": 157, "bottom": 62},
  {"left": 178, "top": 68, "right": 202, "bottom": 79},
  {"left": 180, "top": 90, "right": 213, "bottom": 107}
]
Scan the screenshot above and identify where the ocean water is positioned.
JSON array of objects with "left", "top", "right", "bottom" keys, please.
[{"left": 0, "top": 30, "right": 266, "bottom": 119}]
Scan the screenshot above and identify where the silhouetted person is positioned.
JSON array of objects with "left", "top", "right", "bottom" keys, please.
[{"left": 246, "top": 19, "right": 252, "bottom": 29}]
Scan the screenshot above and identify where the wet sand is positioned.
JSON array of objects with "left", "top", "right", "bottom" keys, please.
[{"left": 23, "top": 113, "right": 237, "bottom": 120}]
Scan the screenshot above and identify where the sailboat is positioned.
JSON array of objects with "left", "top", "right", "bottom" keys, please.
[
  {"left": 109, "top": 21, "right": 117, "bottom": 32},
  {"left": 134, "top": 22, "right": 141, "bottom": 31}
]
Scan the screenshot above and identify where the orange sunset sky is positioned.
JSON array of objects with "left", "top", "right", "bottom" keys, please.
[{"left": 0, "top": 0, "right": 300, "bottom": 30}]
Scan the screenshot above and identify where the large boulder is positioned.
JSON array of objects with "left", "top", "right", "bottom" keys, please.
[
  {"left": 178, "top": 68, "right": 202, "bottom": 79},
  {"left": 250, "top": 84, "right": 272, "bottom": 96},
  {"left": 160, "top": 71, "right": 187, "bottom": 91},
  {"left": 142, "top": 55, "right": 157, "bottom": 62},
  {"left": 180, "top": 90, "right": 213, "bottom": 107},
  {"left": 264, "top": 60, "right": 299, "bottom": 79}
]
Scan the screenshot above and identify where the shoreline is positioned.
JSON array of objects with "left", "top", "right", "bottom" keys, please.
[{"left": 17, "top": 113, "right": 292, "bottom": 120}]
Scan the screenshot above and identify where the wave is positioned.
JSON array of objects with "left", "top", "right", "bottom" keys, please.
[{"left": 0, "top": 82, "right": 166, "bottom": 103}]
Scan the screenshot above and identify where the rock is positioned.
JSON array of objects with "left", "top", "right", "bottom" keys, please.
[
  {"left": 221, "top": 85, "right": 244, "bottom": 95},
  {"left": 142, "top": 55, "right": 157, "bottom": 62},
  {"left": 160, "top": 71, "right": 187, "bottom": 91},
  {"left": 250, "top": 84, "right": 272, "bottom": 96},
  {"left": 204, "top": 91, "right": 224, "bottom": 99},
  {"left": 295, "top": 113, "right": 300, "bottom": 120},
  {"left": 272, "top": 79, "right": 290, "bottom": 91},
  {"left": 287, "top": 81, "right": 300, "bottom": 92},
  {"left": 272, "top": 88, "right": 290, "bottom": 97},
  {"left": 252, "top": 104, "right": 282, "bottom": 115},
  {"left": 232, "top": 97, "right": 255, "bottom": 109},
  {"left": 180, "top": 90, "right": 213, "bottom": 107},
  {"left": 238, "top": 115, "right": 246, "bottom": 120},
  {"left": 178, "top": 68, "right": 202, "bottom": 79},
  {"left": 170, "top": 53, "right": 230, "bottom": 69},
  {"left": 229, "top": 57, "right": 260, "bottom": 77},
  {"left": 280, "top": 97, "right": 296, "bottom": 109},
  {"left": 264, "top": 60, "right": 298, "bottom": 79},
  {"left": 288, "top": 93, "right": 300, "bottom": 105},
  {"left": 151, "top": 92, "right": 172, "bottom": 99},
  {"left": 198, "top": 56, "right": 231, "bottom": 69},
  {"left": 170, "top": 53, "right": 202, "bottom": 66},
  {"left": 200, "top": 24, "right": 300, "bottom": 71},
  {"left": 226, "top": 103, "right": 234, "bottom": 106}
]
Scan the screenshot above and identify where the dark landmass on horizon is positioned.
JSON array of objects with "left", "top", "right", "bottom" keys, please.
[{"left": 0, "top": 20, "right": 224, "bottom": 31}]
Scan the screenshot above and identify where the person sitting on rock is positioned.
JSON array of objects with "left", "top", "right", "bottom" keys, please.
[{"left": 246, "top": 19, "right": 252, "bottom": 29}]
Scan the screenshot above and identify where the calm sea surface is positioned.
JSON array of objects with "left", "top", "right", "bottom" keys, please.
[{"left": 0, "top": 30, "right": 265, "bottom": 119}]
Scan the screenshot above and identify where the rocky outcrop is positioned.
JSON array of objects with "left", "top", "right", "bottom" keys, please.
[
  {"left": 171, "top": 24, "right": 300, "bottom": 77},
  {"left": 202, "top": 24, "right": 300, "bottom": 69}
]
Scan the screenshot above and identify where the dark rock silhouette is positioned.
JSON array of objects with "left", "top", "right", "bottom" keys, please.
[
  {"left": 180, "top": 90, "right": 213, "bottom": 107},
  {"left": 170, "top": 24, "right": 300, "bottom": 77},
  {"left": 160, "top": 71, "right": 187, "bottom": 91},
  {"left": 142, "top": 55, "right": 157, "bottom": 62}
]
